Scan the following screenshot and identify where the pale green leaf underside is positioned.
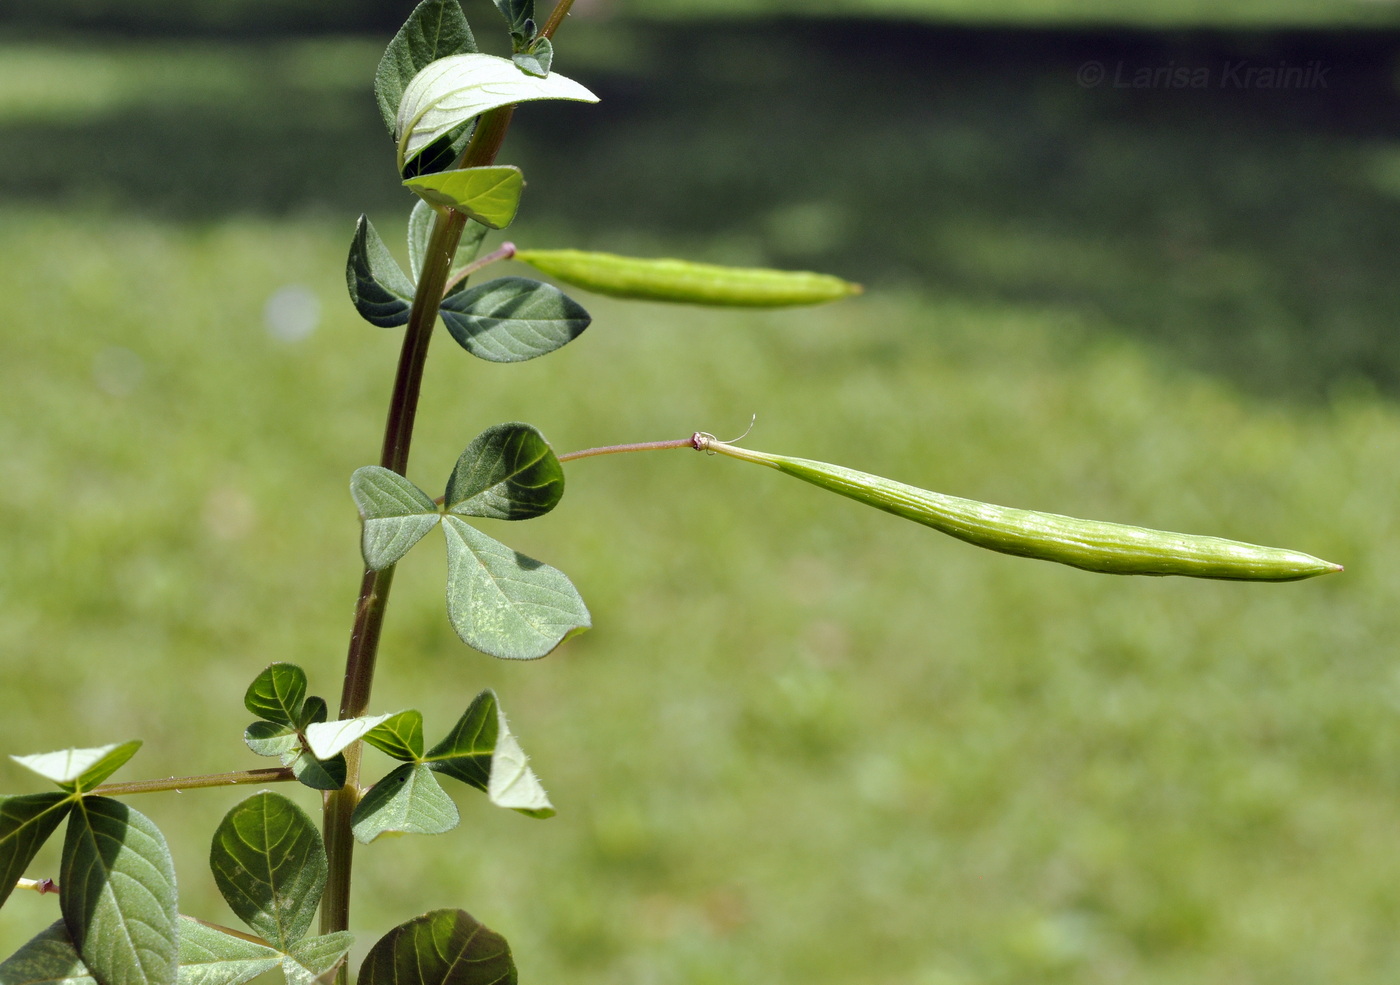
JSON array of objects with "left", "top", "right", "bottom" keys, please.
[
  {"left": 282, "top": 933, "right": 354, "bottom": 985},
  {"left": 0, "top": 921, "right": 97, "bottom": 985},
  {"left": 11, "top": 742, "right": 141, "bottom": 792},
  {"left": 175, "top": 919, "right": 282, "bottom": 985},
  {"left": 286, "top": 751, "right": 346, "bottom": 792},
  {"left": 395, "top": 53, "right": 597, "bottom": 171},
  {"left": 304, "top": 715, "right": 392, "bottom": 761},
  {"left": 243, "top": 664, "right": 308, "bottom": 728},
  {"left": 374, "top": 0, "right": 478, "bottom": 135},
  {"left": 0, "top": 793, "right": 73, "bottom": 909},
  {"left": 441, "top": 516, "right": 589, "bottom": 660},
  {"left": 484, "top": 707, "right": 554, "bottom": 819},
  {"left": 445, "top": 422, "right": 564, "bottom": 521},
  {"left": 243, "top": 722, "right": 300, "bottom": 759},
  {"left": 209, "top": 793, "right": 327, "bottom": 952},
  {"left": 438, "top": 277, "right": 590, "bottom": 363},
  {"left": 351, "top": 467, "right": 441, "bottom": 571},
  {"left": 358, "top": 909, "right": 516, "bottom": 985},
  {"left": 61, "top": 797, "right": 178, "bottom": 985},
  {"left": 351, "top": 764, "right": 459, "bottom": 843},
  {"left": 403, "top": 167, "right": 524, "bottom": 230}
]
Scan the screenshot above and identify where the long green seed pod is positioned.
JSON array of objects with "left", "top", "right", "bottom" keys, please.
[
  {"left": 693, "top": 435, "right": 1342, "bottom": 581},
  {"left": 513, "top": 249, "right": 862, "bottom": 307}
]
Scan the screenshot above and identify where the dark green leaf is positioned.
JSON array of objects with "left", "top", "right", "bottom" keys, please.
[
  {"left": 0, "top": 921, "right": 95, "bottom": 985},
  {"left": 395, "top": 54, "right": 596, "bottom": 171},
  {"left": 351, "top": 764, "right": 459, "bottom": 843},
  {"left": 350, "top": 467, "right": 440, "bottom": 571},
  {"left": 439, "top": 277, "right": 590, "bottom": 363},
  {"left": 402, "top": 167, "right": 524, "bottom": 230},
  {"left": 359, "top": 910, "right": 515, "bottom": 985},
  {"left": 347, "top": 216, "right": 417, "bottom": 329},
  {"left": 281, "top": 933, "right": 354, "bottom": 985},
  {"left": 296, "top": 697, "right": 329, "bottom": 730},
  {"left": 364, "top": 711, "right": 425, "bottom": 762},
  {"left": 375, "top": 0, "right": 478, "bottom": 135},
  {"left": 425, "top": 690, "right": 554, "bottom": 818},
  {"left": 287, "top": 751, "right": 346, "bottom": 793},
  {"left": 441, "top": 517, "right": 590, "bottom": 660},
  {"left": 512, "top": 38, "right": 552, "bottom": 79},
  {"left": 175, "top": 918, "right": 281, "bottom": 985},
  {"left": 10, "top": 742, "right": 141, "bottom": 794},
  {"left": 492, "top": 0, "right": 533, "bottom": 34},
  {"left": 407, "top": 201, "right": 487, "bottom": 297},
  {"left": 209, "top": 793, "right": 326, "bottom": 950},
  {"left": 0, "top": 793, "right": 73, "bottom": 909},
  {"left": 445, "top": 423, "right": 564, "bottom": 521},
  {"left": 61, "top": 797, "right": 178, "bottom": 985},
  {"left": 244, "top": 664, "right": 307, "bottom": 727},
  {"left": 243, "top": 721, "right": 300, "bottom": 760}
]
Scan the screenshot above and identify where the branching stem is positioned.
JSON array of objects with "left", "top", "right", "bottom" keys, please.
[{"left": 90, "top": 767, "right": 295, "bottom": 797}]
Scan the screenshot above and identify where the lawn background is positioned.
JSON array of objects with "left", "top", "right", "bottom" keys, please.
[{"left": 2, "top": 6, "right": 1400, "bottom": 984}]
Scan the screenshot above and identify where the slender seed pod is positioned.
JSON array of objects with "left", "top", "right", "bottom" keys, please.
[
  {"left": 694, "top": 435, "right": 1342, "bottom": 581},
  {"left": 513, "top": 249, "right": 862, "bottom": 307}
]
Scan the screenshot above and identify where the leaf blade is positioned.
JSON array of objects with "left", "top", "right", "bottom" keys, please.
[
  {"left": 444, "top": 423, "right": 564, "bottom": 521},
  {"left": 0, "top": 793, "right": 73, "bottom": 909},
  {"left": 363, "top": 710, "right": 426, "bottom": 762},
  {"left": 175, "top": 918, "right": 282, "bottom": 985},
  {"left": 208, "top": 793, "right": 327, "bottom": 951},
  {"left": 395, "top": 54, "right": 597, "bottom": 171},
  {"left": 244, "top": 664, "right": 307, "bottom": 727},
  {"left": 351, "top": 467, "right": 441, "bottom": 572},
  {"left": 438, "top": 277, "right": 590, "bottom": 363},
  {"left": 375, "top": 0, "right": 479, "bottom": 135},
  {"left": 358, "top": 909, "right": 516, "bottom": 985},
  {"left": 60, "top": 798, "right": 178, "bottom": 985},
  {"left": 441, "top": 517, "right": 589, "bottom": 660},
  {"left": 10, "top": 743, "right": 141, "bottom": 793},
  {"left": 350, "top": 764, "right": 459, "bottom": 843},
  {"left": 402, "top": 167, "right": 524, "bottom": 230},
  {"left": 347, "top": 215, "right": 417, "bottom": 329}
]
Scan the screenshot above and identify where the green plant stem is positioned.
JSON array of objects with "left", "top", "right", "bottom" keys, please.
[
  {"left": 539, "top": 0, "right": 576, "bottom": 39},
  {"left": 89, "top": 767, "right": 294, "bottom": 797},
  {"left": 441, "top": 241, "right": 516, "bottom": 297},
  {"left": 558, "top": 437, "right": 695, "bottom": 462},
  {"left": 320, "top": 102, "right": 527, "bottom": 952}
]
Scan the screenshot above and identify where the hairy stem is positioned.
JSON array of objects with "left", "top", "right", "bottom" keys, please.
[
  {"left": 321, "top": 99, "right": 532, "bottom": 953},
  {"left": 90, "top": 767, "right": 295, "bottom": 797},
  {"left": 557, "top": 437, "right": 695, "bottom": 462}
]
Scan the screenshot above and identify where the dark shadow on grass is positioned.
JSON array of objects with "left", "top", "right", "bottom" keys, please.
[{"left": 2, "top": 22, "right": 1398, "bottom": 399}]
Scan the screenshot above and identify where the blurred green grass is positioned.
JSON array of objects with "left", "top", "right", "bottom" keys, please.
[{"left": 3, "top": 16, "right": 1400, "bottom": 985}]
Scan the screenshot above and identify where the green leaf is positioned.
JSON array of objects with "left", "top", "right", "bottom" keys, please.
[
  {"left": 0, "top": 793, "right": 73, "bottom": 909},
  {"left": 60, "top": 797, "right": 178, "bottom": 985},
  {"left": 445, "top": 423, "right": 565, "bottom": 521},
  {"left": 439, "top": 277, "right": 590, "bottom": 363},
  {"left": 304, "top": 715, "right": 392, "bottom": 761},
  {"left": 364, "top": 711, "right": 425, "bottom": 762},
  {"left": 425, "top": 690, "right": 554, "bottom": 819},
  {"left": 296, "top": 697, "right": 329, "bottom": 731},
  {"left": 395, "top": 53, "right": 597, "bottom": 171},
  {"left": 281, "top": 933, "right": 354, "bottom": 985},
  {"left": 286, "top": 751, "right": 346, "bottom": 793},
  {"left": 407, "top": 200, "right": 487, "bottom": 297},
  {"left": 243, "top": 721, "right": 300, "bottom": 759},
  {"left": 402, "top": 167, "right": 524, "bottom": 230},
  {"left": 350, "top": 764, "right": 459, "bottom": 843},
  {"left": 244, "top": 664, "right": 307, "bottom": 727},
  {"left": 175, "top": 918, "right": 282, "bottom": 985},
  {"left": 350, "top": 467, "right": 441, "bottom": 572},
  {"left": 492, "top": 0, "right": 533, "bottom": 34},
  {"left": 0, "top": 921, "right": 96, "bottom": 985},
  {"left": 441, "top": 517, "right": 590, "bottom": 660},
  {"left": 512, "top": 38, "right": 552, "bottom": 79},
  {"left": 209, "top": 793, "right": 327, "bottom": 951},
  {"left": 359, "top": 910, "right": 515, "bottom": 985},
  {"left": 10, "top": 743, "right": 141, "bottom": 793},
  {"left": 375, "top": 0, "right": 478, "bottom": 135},
  {"left": 347, "top": 216, "right": 417, "bottom": 329}
]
